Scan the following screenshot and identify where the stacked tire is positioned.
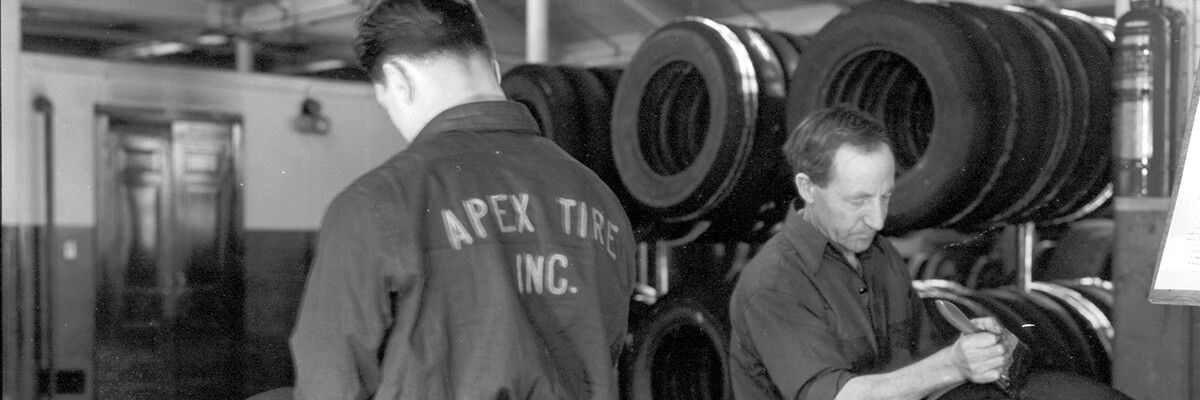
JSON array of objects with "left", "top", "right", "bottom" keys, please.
[
  {"left": 789, "top": 1, "right": 1115, "bottom": 234},
  {"left": 501, "top": 64, "right": 641, "bottom": 222},
  {"left": 610, "top": 17, "right": 811, "bottom": 242},
  {"left": 504, "top": 1, "right": 1115, "bottom": 238},
  {"left": 620, "top": 242, "right": 745, "bottom": 400},
  {"left": 906, "top": 217, "right": 1114, "bottom": 288},
  {"left": 914, "top": 279, "right": 1115, "bottom": 383},
  {"left": 501, "top": 4, "right": 1121, "bottom": 398}
]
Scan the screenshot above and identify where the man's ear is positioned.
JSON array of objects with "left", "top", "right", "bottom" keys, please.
[
  {"left": 794, "top": 173, "right": 816, "bottom": 204},
  {"left": 380, "top": 59, "right": 415, "bottom": 104}
]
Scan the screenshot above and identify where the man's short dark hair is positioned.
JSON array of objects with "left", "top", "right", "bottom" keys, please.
[
  {"left": 782, "top": 105, "right": 893, "bottom": 187},
  {"left": 355, "top": 0, "right": 493, "bottom": 80}
]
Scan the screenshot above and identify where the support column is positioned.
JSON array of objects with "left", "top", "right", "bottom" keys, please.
[
  {"left": 1111, "top": 0, "right": 1200, "bottom": 397},
  {"left": 526, "top": 0, "right": 549, "bottom": 63},
  {"left": 235, "top": 36, "right": 255, "bottom": 73}
]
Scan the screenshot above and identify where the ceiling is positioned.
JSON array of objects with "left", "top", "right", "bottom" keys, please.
[{"left": 18, "top": 0, "right": 1118, "bottom": 82}]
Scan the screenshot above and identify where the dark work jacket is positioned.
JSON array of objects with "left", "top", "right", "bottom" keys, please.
[
  {"left": 729, "top": 209, "right": 919, "bottom": 400},
  {"left": 291, "top": 101, "right": 635, "bottom": 400}
]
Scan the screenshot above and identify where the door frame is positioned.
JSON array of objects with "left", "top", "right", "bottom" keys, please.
[{"left": 91, "top": 104, "right": 244, "bottom": 396}]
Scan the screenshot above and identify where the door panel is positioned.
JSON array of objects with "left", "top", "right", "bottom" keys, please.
[{"left": 95, "top": 109, "right": 242, "bottom": 400}]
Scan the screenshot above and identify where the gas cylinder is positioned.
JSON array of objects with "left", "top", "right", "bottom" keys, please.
[{"left": 1112, "top": 0, "right": 1187, "bottom": 197}]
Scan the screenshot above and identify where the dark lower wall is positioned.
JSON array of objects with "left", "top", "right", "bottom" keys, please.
[
  {"left": 243, "top": 229, "right": 316, "bottom": 396},
  {"left": 1112, "top": 206, "right": 1200, "bottom": 400},
  {"left": 2, "top": 225, "right": 96, "bottom": 399},
  {"left": 3, "top": 225, "right": 36, "bottom": 399},
  {"left": 3, "top": 225, "right": 317, "bottom": 398}
]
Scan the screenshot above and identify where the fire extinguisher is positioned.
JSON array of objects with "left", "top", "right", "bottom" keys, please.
[{"left": 1112, "top": 0, "right": 1187, "bottom": 197}]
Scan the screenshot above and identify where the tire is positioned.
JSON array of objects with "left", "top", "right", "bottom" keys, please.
[
  {"left": 501, "top": 64, "right": 587, "bottom": 157},
  {"left": 557, "top": 66, "right": 643, "bottom": 217},
  {"left": 935, "top": 3, "right": 1072, "bottom": 228},
  {"left": 788, "top": 0, "right": 1011, "bottom": 234},
  {"left": 621, "top": 297, "right": 732, "bottom": 400},
  {"left": 1031, "top": 8, "right": 1116, "bottom": 221},
  {"left": 1029, "top": 282, "right": 1113, "bottom": 383},
  {"left": 1007, "top": 7, "right": 1093, "bottom": 223},
  {"left": 752, "top": 28, "right": 803, "bottom": 92},
  {"left": 914, "top": 285, "right": 993, "bottom": 353},
  {"left": 961, "top": 291, "right": 1039, "bottom": 347},
  {"left": 784, "top": 34, "right": 812, "bottom": 55},
  {"left": 1023, "top": 287, "right": 1103, "bottom": 381},
  {"left": 557, "top": 66, "right": 611, "bottom": 169},
  {"left": 966, "top": 256, "right": 1015, "bottom": 290},
  {"left": 588, "top": 67, "right": 623, "bottom": 99},
  {"left": 611, "top": 18, "right": 764, "bottom": 235},
  {"left": 982, "top": 287, "right": 1077, "bottom": 373},
  {"left": 1055, "top": 278, "right": 1113, "bottom": 317},
  {"left": 1039, "top": 218, "right": 1114, "bottom": 281},
  {"left": 712, "top": 26, "right": 791, "bottom": 240}
]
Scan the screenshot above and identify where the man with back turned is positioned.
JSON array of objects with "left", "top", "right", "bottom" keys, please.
[
  {"left": 728, "top": 105, "right": 1131, "bottom": 400},
  {"left": 288, "top": 1, "right": 635, "bottom": 399}
]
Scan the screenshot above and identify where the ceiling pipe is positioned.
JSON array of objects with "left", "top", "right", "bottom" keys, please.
[
  {"left": 526, "top": 0, "right": 549, "bottom": 63},
  {"left": 20, "top": 1, "right": 209, "bottom": 27},
  {"left": 240, "top": 0, "right": 363, "bottom": 33},
  {"left": 616, "top": 0, "right": 668, "bottom": 27},
  {"left": 102, "top": 41, "right": 193, "bottom": 59},
  {"left": 560, "top": 6, "right": 622, "bottom": 59},
  {"left": 727, "top": 0, "right": 771, "bottom": 28}
]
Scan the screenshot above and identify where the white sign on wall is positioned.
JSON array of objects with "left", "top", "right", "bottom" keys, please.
[{"left": 1150, "top": 81, "right": 1200, "bottom": 306}]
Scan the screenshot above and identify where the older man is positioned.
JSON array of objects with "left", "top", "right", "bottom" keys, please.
[{"left": 728, "top": 105, "right": 1129, "bottom": 400}]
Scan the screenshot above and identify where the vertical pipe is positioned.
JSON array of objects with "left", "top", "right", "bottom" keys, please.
[
  {"left": 1116, "top": 0, "right": 1132, "bottom": 24},
  {"left": 637, "top": 243, "right": 649, "bottom": 293},
  {"left": 235, "top": 37, "right": 254, "bottom": 73},
  {"left": 1162, "top": 0, "right": 1193, "bottom": 110},
  {"left": 526, "top": 0, "right": 549, "bottom": 63},
  {"left": 34, "top": 95, "right": 55, "bottom": 398}
]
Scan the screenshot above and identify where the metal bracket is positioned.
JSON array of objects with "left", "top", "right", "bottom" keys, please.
[{"left": 633, "top": 221, "right": 711, "bottom": 305}]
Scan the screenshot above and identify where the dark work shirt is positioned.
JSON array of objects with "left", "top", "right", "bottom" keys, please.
[
  {"left": 729, "top": 209, "right": 919, "bottom": 400},
  {"left": 290, "top": 101, "right": 635, "bottom": 400}
]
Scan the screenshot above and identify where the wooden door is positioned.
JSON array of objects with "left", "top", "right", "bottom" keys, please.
[{"left": 95, "top": 108, "right": 242, "bottom": 400}]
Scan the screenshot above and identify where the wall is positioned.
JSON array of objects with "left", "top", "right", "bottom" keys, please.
[
  {"left": 2, "top": 0, "right": 29, "bottom": 398},
  {"left": 10, "top": 54, "right": 402, "bottom": 230},
  {"left": 3, "top": 53, "right": 401, "bottom": 397}
]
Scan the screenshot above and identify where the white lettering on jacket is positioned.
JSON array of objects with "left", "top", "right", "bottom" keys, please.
[
  {"left": 440, "top": 194, "right": 621, "bottom": 261},
  {"left": 557, "top": 197, "right": 620, "bottom": 260},
  {"left": 515, "top": 252, "right": 576, "bottom": 295},
  {"left": 441, "top": 193, "right": 536, "bottom": 249}
]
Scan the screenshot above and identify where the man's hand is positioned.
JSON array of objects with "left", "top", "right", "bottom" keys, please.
[
  {"left": 948, "top": 317, "right": 1013, "bottom": 384},
  {"left": 831, "top": 315, "right": 1020, "bottom": 400}
]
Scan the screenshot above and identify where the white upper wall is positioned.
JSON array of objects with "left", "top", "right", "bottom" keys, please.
[
  {"left": 2, "top": 0, "right": 28, "bottom": 226},
  {"left": 3, "top": 53, "right": 402, "bottom": 230}
]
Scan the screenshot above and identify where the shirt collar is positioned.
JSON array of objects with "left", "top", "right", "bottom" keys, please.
[
  {"left": 780, "top": 208, "right": 833, "bottom": 276},
  {"left": 780, "top": 207, "right": 882, "bottom": 276},
  {"left": 411, "top": 100, "right": 540, "bottom": 147}
]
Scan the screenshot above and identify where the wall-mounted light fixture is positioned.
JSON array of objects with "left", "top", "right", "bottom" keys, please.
[{"left": 293, "top": 97, "right": 331, "bottom": 135}]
